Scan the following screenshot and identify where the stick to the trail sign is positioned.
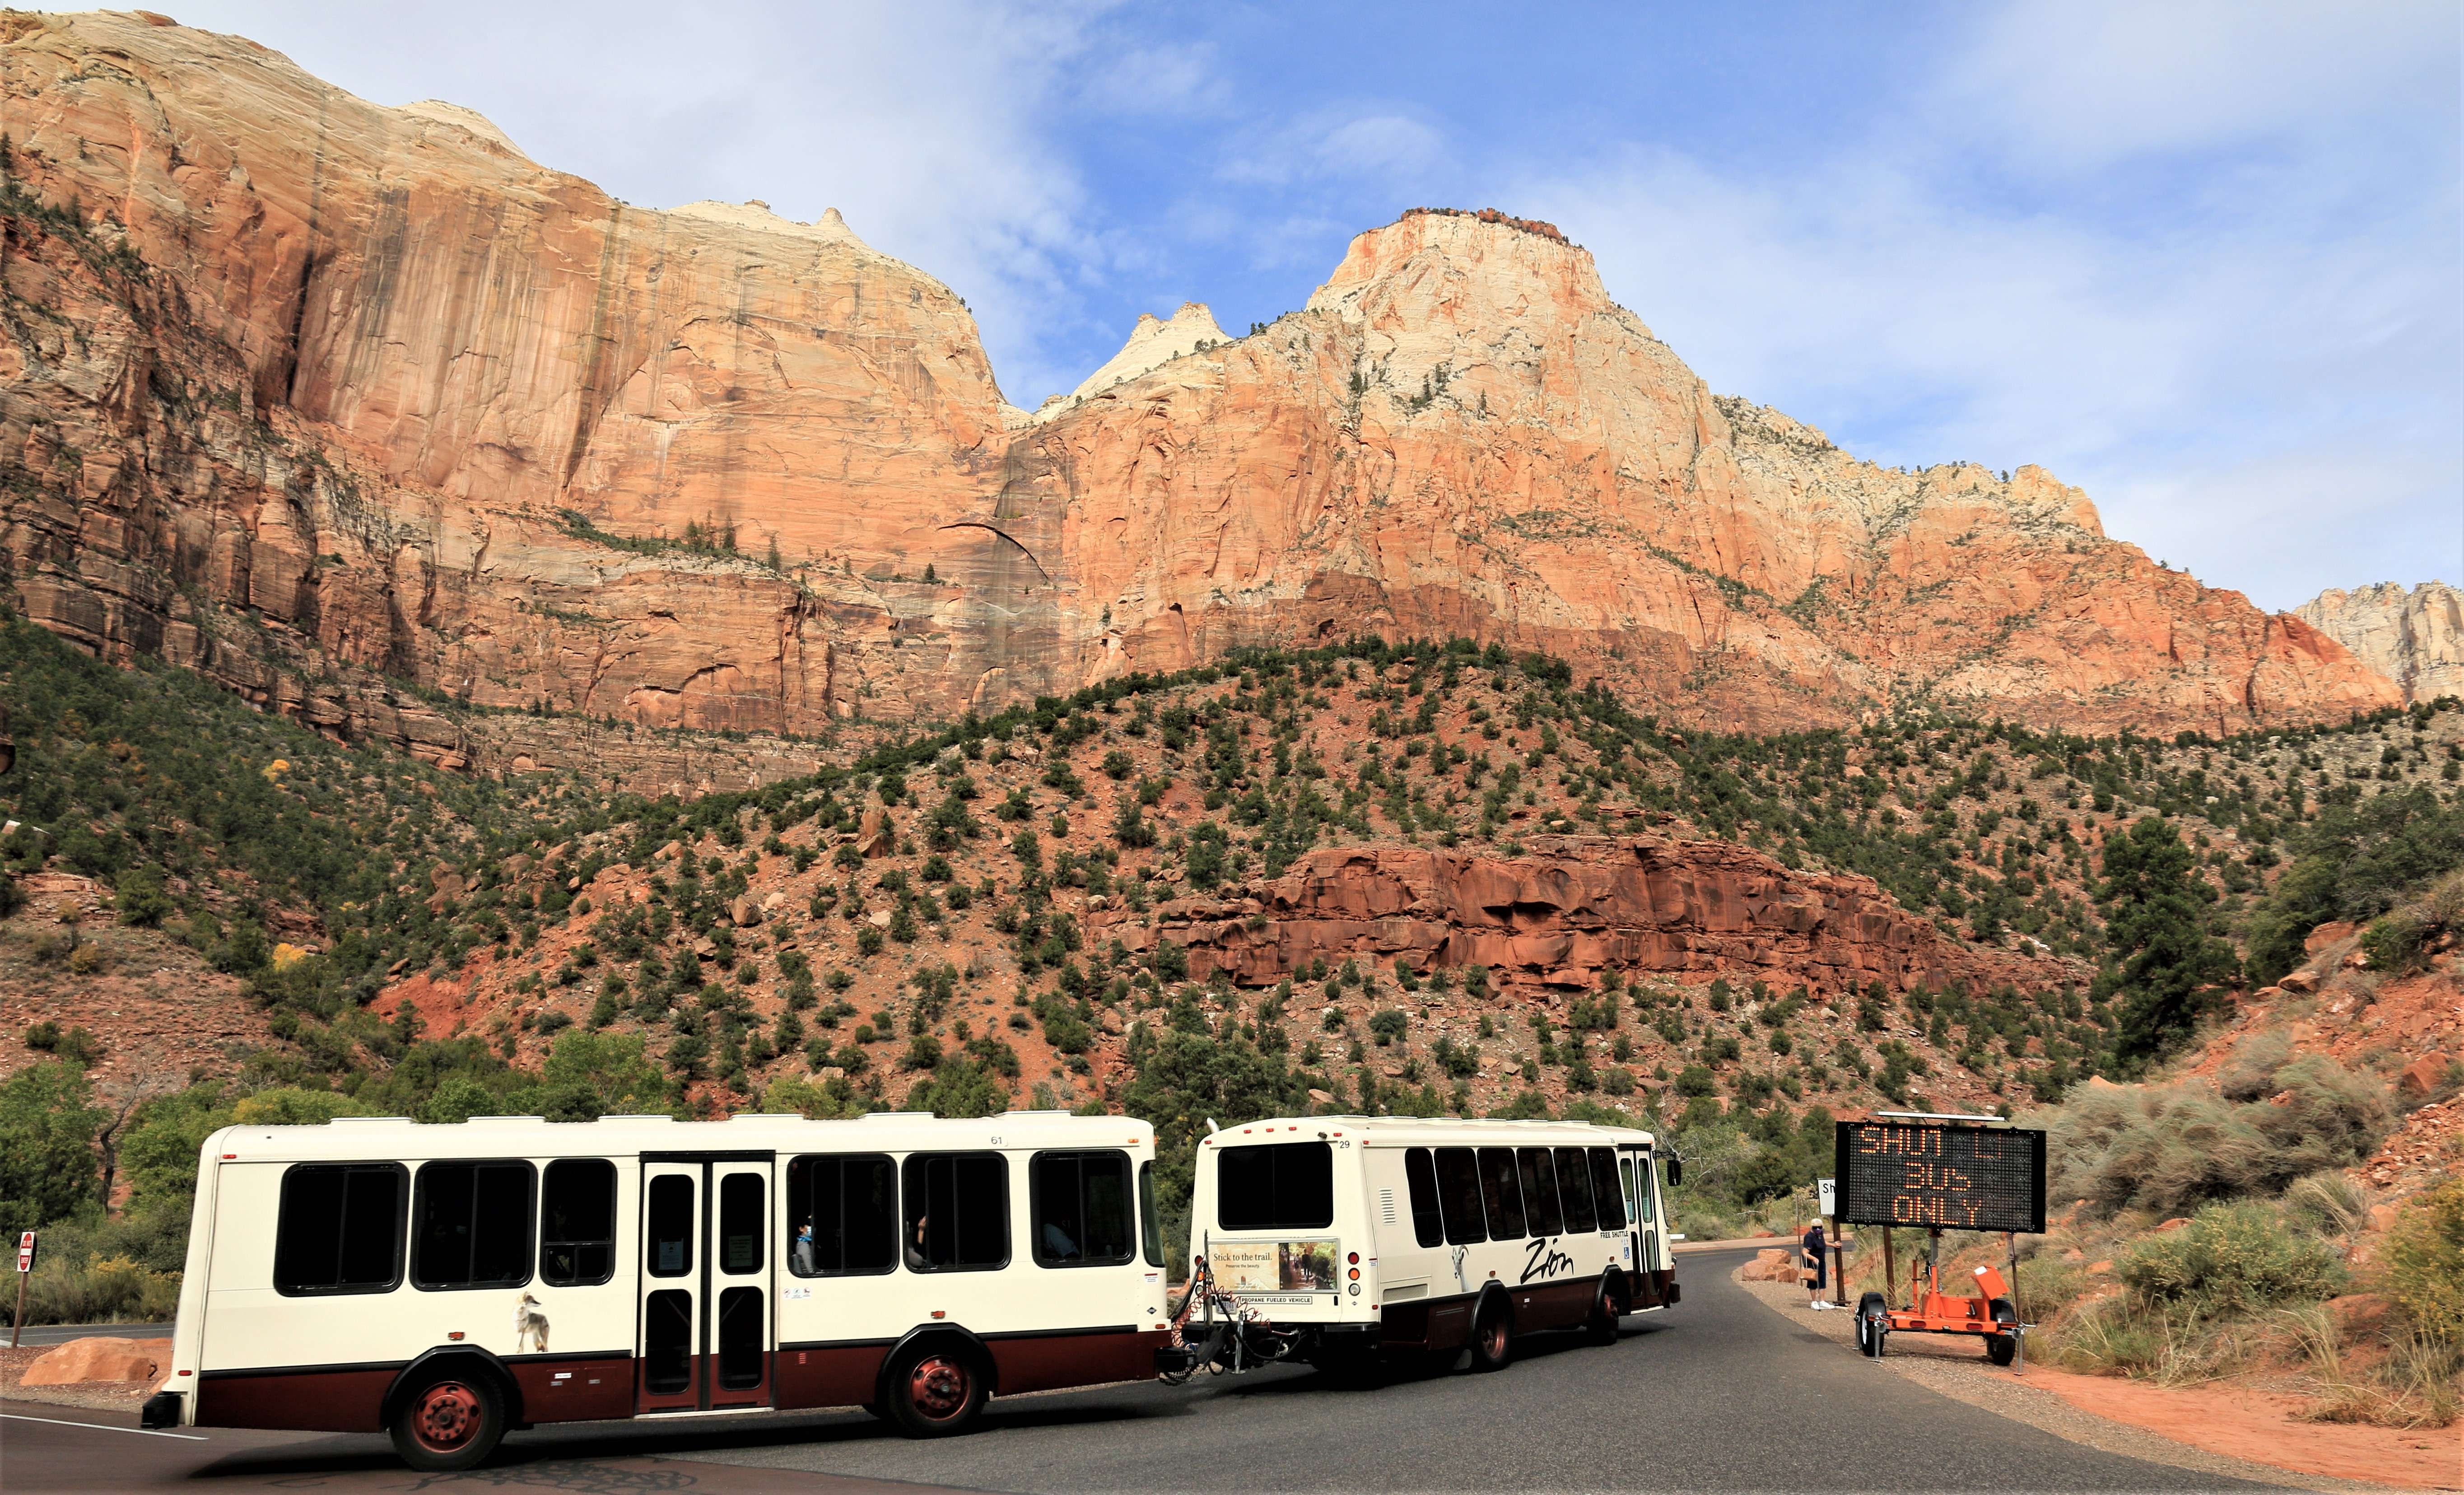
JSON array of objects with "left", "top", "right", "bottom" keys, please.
[{"left": 11, "top": 1230, "right": 33, "bottom": 1349}]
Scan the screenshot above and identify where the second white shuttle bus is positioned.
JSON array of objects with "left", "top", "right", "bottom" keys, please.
[{"left": 1185, "top": 1116, "right": 1678, "bottom": 1370}]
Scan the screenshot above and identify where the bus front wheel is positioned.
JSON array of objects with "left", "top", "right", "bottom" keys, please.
[
  {"left": 885, "top": 1342, "right": 987, "bottom": 1437},
  {"left": 1468, "top": 1297, "right": 1514, "bottom": 1373},
  {"left": 389, "top": 1369, "right": 504, "bottom": 1472}
]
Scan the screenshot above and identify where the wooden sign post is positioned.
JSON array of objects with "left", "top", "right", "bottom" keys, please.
[{"left": 11, "top": 1230, "right": 34, "bottom": 1349}]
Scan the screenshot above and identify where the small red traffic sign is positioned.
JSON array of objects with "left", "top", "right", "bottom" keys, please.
[{"left": 15, "top": 1230, "right": 33, "bottom": 1273}]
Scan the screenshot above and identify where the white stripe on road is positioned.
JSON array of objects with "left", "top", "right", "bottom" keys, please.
[{"left": 0, "top": 1411, "right": 207, "bottom": 1440}]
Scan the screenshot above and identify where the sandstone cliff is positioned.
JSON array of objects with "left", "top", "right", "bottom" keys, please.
[
  {"left": 0, "top": 12, "right": 2398, "bottom": 751},
  {"left": 2295, "top": 581, "right": 2464, "bottom": 705}
]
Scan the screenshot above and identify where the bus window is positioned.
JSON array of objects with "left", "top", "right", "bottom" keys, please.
[
  {"left": 1138, "top": 1161, "right": 1164, "bottom": 1267},
  {"left": 1216, "top": 1142, "right": 1333, "bottom": 1231},
  {"left": 541, "top": 1159, "right": 615, "bottom": 1285},
  {"left": 1587, "top": 1149, "right": 1626, "bottom": 1229},
  {"left": 719, "top": 1173, "right": 764, "bottom": 1274},
  {"left": 644, "top": 1289, "right": 692, "bottom": 1393},
  {"left": 1477, "top": 1147, "right": 1525, "bottom": 1239},
  {"left": 717, "top": 1286, "right": 764, "bottom": 1389},
  {"left": 1517, "top": 1149, "right": 1564, "bottom": 1237},
  {"left": 1435, "top": 1147, "right": 1487, "bottom": 1244},
  {"left": 785, "top": 1155, "right": 895, "bottom": 1276},
  {"left": 1030, "top": 1151, "right": 1134, "bottom": 1266},
  {"left": 1402, "top": 1148, "right": 1444, "bottom": 1248},
  {"left": 647, "top": 1173, "right": 694, "bottom": 1277},
  {"left": 274, "top": 1163, "right": 406, "bottom": 1296},
  {"left": 904, "top": 1153, "right": 1009, "bottom": 1271},
  {"left": 1553, "top": 1147, "right": 1597, "bottom": 1234},
  {"left": 1618, "top": 1156, "right": 1638, "bottom": 1224},
  {"left": 1637, "top": 1154, "right": 1658, "bottom": 1224},
  {"left": 412, "top": 1160, "right": 534, "bottom": 1291}
]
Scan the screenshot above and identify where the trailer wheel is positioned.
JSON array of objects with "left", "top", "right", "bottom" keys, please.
[
  {"left": 1468, "top": 1295, "right": 1514, "bottom": 1373},
  {"left": 1986, "top": 1297, "right": 2017, "bottom": 1367},
  {"left": 1855, "top": 1292, "right": 1888, "bottom": 1360},
  {"left": 1584, "top": 1276, "right": 1624, "bottom": 1346},
  {"left": 388, "top": 1368, "right": 504, "bottom": 1472},
  {"left": 884, "top": 1342, "right": 987, "bottom": 1438}
]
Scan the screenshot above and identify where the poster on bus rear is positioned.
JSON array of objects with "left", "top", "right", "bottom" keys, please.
[{"left": 1211, "top": 1238, "right": 1338, "bottom": 1294}]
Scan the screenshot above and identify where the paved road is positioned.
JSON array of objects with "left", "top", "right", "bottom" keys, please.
[
  {"left": 2, "top": 1250, "right": 2265, "bottom": 1493},
  {"left": 6, "top": 1320, "right": 172, "bottom": 1347}
]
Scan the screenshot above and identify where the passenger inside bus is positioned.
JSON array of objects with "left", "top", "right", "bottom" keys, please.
[{"left": 792, "top": 1222, "right": 817, "bottom": 1276}]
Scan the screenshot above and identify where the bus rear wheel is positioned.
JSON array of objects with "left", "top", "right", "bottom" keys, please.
[
  {"left": 1584, "top": 1277, "right": 1624, "bottom": 1345},
  {"left": 1468, "top": 1297, "right": 1514, "bottom": 1373},
  {"left": 389, "top": 1370, "right": 503, "bottom": 1472},
  {"left": 885, "top": 1343, "right": 987, "bottom": 1438}
]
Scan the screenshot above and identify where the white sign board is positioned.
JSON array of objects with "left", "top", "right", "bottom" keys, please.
[
  {"left": 15, "top": 1230, "right": 33, "bottom": 1273},
  {"left": 1817, "top": 1177, "right": 1837, "bottom": 1218}
]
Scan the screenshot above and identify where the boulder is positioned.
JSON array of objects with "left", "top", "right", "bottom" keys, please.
[
  {"left": 2398, "top": 1051, "right": 2452, "bottom": 1099},
  {"left": 20, "top": 1336, "right": 173, "bottom": 1386},
  {"left": 2156, "top": 1217, "right": 2191, "bottom": 1232},
  {"left": 729, "top": 894, "right": 763, "bottom": 928},
  {"left": 2306, "top": 920, "right": 2357, "bottom": 953},
  {"left": 2278, "top": 969, "right": 2320, "bottom": 994},
  {"left": 856, "top": 808, "right": 895, "bottom": 860}
]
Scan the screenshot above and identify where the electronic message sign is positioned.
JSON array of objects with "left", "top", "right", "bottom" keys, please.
[{"left": 1833, "top": 1121, "right": 2045, "bottom": 1233}]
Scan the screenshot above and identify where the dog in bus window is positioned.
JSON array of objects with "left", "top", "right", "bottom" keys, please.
[{"left": 513, "top": 1292, "right": 550, "bottom": 1354}]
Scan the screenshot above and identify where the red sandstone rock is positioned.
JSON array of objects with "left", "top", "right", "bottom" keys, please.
[
  {"left": 0, "top": 13, "right": 2399, "bottom": 745},
  {"left": 1124, "top": 834, "right": 2071, "bottom": 997},
  {"left": 19, "top": 1336, "right": 172, "bottom": 1386}
]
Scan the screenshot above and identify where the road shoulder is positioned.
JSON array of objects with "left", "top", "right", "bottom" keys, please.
[{"left": 1729, "top": 1263, "right": 2450, "bottom": 1494}]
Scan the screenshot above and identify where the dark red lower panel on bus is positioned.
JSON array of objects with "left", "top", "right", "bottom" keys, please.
[
  {"left": 196, "top": 1366, "right": 396, "bottom": 1432},
  {"left": 986, "top": 1327, "right": 1156, "bottom": 1395},
  {"left": 774, "top": 1342, "right": 891, "bottom": 1410},
  {"left": 1508, "top": 1275, "right": 1600, "bottom": 1331},
  {"left": 511, "top": 1355, "right": 635, "bottom": 1423}
]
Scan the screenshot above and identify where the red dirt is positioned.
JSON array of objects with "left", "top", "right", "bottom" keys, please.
[{"left": 2022, "top": 1366, "right": 2462, "bottom": 1490}]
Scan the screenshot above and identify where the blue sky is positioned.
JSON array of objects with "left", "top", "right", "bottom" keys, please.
[{"left": 172, "top": 0, "right": 2462, "bottom": 612}]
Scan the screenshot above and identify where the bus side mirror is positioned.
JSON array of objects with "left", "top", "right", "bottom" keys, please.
[{"left": 1664, "top": 1158, "right": 1683, "bottom": 1188}]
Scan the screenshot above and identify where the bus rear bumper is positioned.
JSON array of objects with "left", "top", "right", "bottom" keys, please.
[{"left": 140, "top": 1390, "right": 184, "bottom": 1430}]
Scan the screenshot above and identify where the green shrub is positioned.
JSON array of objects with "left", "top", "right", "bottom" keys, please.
[
  {"left": 2382, "top": 1179, "right": 2464, "bottom": 1341},
  {"left": 2119, "top": 1201, "right": 2344, "bottom": 1313}
]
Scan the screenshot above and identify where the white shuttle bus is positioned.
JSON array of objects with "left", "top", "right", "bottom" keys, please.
[
  {"left": 1183, "top": 1116, "right": 1679, "bottom": 1372},
  {"left": 141, "top": 1112, "right": 1171, "bottom": 1468}
]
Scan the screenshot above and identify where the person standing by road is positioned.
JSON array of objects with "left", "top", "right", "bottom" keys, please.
[{"left": 1802, "top": 1218, "right": 1831, "bottom": 1309}]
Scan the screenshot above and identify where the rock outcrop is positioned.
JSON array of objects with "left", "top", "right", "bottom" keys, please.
[
  {"left": 1125, "top": 835, "right": 2072, "bottom": 998},
  {"left": 2295, "top": 582, "right": 2464, "bottom": 705},
  {"left": 1048, "top": 302, "right": 1228, "bottom": 411},
  {"left": 0, "top": 12, "right": 2399, "bottom": 748}
]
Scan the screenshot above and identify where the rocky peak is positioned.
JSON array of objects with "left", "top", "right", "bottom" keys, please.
[
  {"left": 1307, "top": 205, "right": 1632, "bottom": 339},
  {"left": 1052, "top": 301, "right": 1229, "bottom": 409},
  {"left": 2296, "top": 582, "right": 2464, "bottom": 704}
]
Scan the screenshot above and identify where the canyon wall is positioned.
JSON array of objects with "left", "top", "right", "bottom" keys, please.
[
  {"left": 2296, "top": 582, "right": 2464, "bottom": 705},
  {"left": 0, "top": 12, "right": 2399, "bottom": 754}
]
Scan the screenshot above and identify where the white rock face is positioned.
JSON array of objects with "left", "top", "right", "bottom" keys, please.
[
  {"left": 2296, "top": 582, "right": 2464, "bottom": 703},
  {"left": 1053, "top": 302, "right": 1229, "bottom": 409}
]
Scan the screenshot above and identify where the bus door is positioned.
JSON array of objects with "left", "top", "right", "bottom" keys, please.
[
  {"left": 637, "top": 1152, "right": 776, "bottom": 1413},
  {"left": 1618, "top": 1146, "right": 1663, "bottom": 1307}
]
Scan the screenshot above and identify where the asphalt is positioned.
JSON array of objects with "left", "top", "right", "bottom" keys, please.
[
  {"left": 0, "top": 1250, "right": 2269, "bottom": 1493},
  {"left": 6, "top": 1321, "right": 173, "bottom": 1347}
]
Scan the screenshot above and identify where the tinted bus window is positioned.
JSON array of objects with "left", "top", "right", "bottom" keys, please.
[
  {"left": 1554, "top": 1147, "right": 1598, "bottom": 1234},
  {"left": 1435, "top": 1147, "right": 1487, "bottom": 1244},
  {"left": 1517, "top": 1149, "right": 1564, "bottom": 1237},
  {"left": 1030, "top": 1151, "right": 1134, "bottom": 1266},
  {"left": 647, "top": 1173, "right": 694, "bottom": 1277},
  {"left": 274, "top": 1163, "right": 406, "bottom": 1296},
  {"left": 1587, "top": 1149, "right": 1626, "bottom": 1229},
  {"left": 1216, "top": 1142, "right": 1333, "bottom": 1231},
  {"left": 413, "top": 1160, "right": 534, "bottom": 1289},
  {"left": 1402, "top": 1149, "right": 1444, "bottom": 1248},
  {"left": 1638, "top": 1154, "right": 1658, "bottom": 1223},
  {"left": 719, "top": 1173, "right": 764, "bottom": 1275},
  {"left": 1477, "top": 1147, "right": 1525, "bottom": 1239},
  {"left": 541, "top": 1159, "right": 616, "bottom": 1285},
  {"left": 786, "top": 1155, "right": 896, "bottom": 1276},
  {"left": 904, "top": 1153, "right": 1009, "bottom": 1271},
  {"left": 1139, "top": 1161, "right": 1164, "bottom": 1267}
]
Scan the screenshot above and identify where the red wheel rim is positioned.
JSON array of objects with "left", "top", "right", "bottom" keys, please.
[
  {"left": 1481, "top": 1317, "right": 1507, "bottom": 1358},
  {"left": 906, "top": 1356, "right": 971, "bottom": 1419},
  {"left": 410, "top": 1381, "right": 481, "bottom": 1452}
]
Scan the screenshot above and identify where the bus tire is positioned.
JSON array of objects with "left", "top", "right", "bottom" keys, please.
[
  {"left": 388, "top": 1365, "right": 505, "bottom": 1472},
  {"left": 1584, "top": 1275, "right": 1623, "bottom": 1345},
  {"left": 884, "top": 1341, "right": 987, "bottom": 1438},
  {"left": 1468, "top": 1294, "right": 1514, "bottom": 1374},
  {"left": 1986, "top": 1298, "right": 2018, "bottom": 1367}
]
